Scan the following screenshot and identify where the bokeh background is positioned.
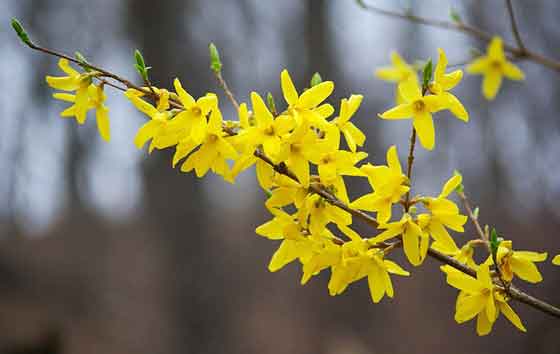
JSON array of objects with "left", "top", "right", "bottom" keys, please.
[{"left": 1, "top": 0, "right": 560, "bottom": 353}]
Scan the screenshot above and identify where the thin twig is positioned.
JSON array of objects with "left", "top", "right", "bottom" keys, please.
[
  {"left": 214, "top": 71, "right": 240, "bottom": 110},
  {"left": 358, "top": 1, "right": 560, "bottom": 72},
  {"left": 505, "top": 0, "right": 526, "bottom": 52},
  {"left": 403, "top": 127, "right": 416, "bottom": 211}
]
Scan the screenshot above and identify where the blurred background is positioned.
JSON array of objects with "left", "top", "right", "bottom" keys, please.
[{"left": 1, "top": 0, "right": 560, "bottom": 353}]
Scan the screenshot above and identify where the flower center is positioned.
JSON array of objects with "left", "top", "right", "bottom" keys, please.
[
  {"left": 412, "top": 100, "right": 426, "bottom": 113},
  {"left": 490, "top": 60, "right": 503, "bottom": 71},
  {"left": 208, "top": 134, "right": 218, "bottom": 143},
  {"left": 191, "top": 106, "right": 202, "bottom": 116},
  {"left": 264, "top": 126, "right": 275, "bottom": 136}
]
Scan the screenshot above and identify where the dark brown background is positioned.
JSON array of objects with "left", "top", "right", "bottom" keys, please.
[{"left": 1, "top": 0, "right": 559, "bottom": 353}]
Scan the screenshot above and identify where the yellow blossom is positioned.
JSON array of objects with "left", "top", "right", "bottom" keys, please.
[
  {"left": 375, "top": 51, "right": 418, "bottom": 104},
  {"left": 372, "top": 213, "right": 427, "bottom": 266},
  {"left": 46, "top": 59, "right": 93, "bottom": 124},
  {"left": 379, "top": 79, "right": 447, "bottom": 150},
  {"left": 553, "top": 255, "right": 560, "bottom": 265},
  {"left": 330, "top": 95, "right": 366, "bottom": 152},
  {"left": 53, "top": 84, "right": 110, "bottom": 141},
  {"left": 298, "top": 190, "right": 352, "bottom": 236},
  {"left": 328, "top": 236, "right": 409, "bottom": 302},
  {"left": 429, "top": 48, "right": 469, "bottom": 121},
  {"left": 280, "top": 69, "right": 334, "bottom": 127},
  {"left": 350, "top": 145, "right": 408, "bottom": 223},
  {"left": 126, "top": 88, "right": 173, "bottom": 152},
  {"left": 486, "top": 240, "right": 547, "bottom": 283},
  {"left": 247, "top": 91, "right": 295, "bottom": 159},
  {"left": 417, "top": 174, "right": 467, "bottom": 252},
  {"left": 309, "top": 125, "right": 368, "bottom": 184},
  {"left": 256, "top": 208, "right": 314, "bottom": 272},
  {"left": 435, "top": 240, "right": 478, "bottom": 270},
  {"left": 171, "top": 78, "right": 218, "bottom": 144},
  {"left": 177, "top": 107, "right": 237, "bottom": 178},
  {"left": 445, "top": 265, "right": 526, "bottom": 335},
  {"left": 467, "top": 36, "right": 525, "bottom": 100}
]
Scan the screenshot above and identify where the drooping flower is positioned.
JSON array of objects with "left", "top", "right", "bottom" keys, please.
[
  {"left": 429, "top": 48, "right": 469, "bottom": 122},
  {"left": 467, "top": 36, "right": 525, "bottom": 100},
  {"left": 485, "top": 240, "right": 547, "bottom": 283},
  {"left": 328, "top": 236, "right": 409, "bottom": 302},
  {"left": 46, "top": 58, "right": 93, "bottom": 124},
  {"left": 330, "top": 95, "right": 366, "bottom": 152},
  {"left": 445, "top": 264, "right": 526, "bottom": 335},
  {"left": 280, "top": 69, "right": 334, "bottom": 127},
  {"left": 177, "top": 107, "right": 237, "bottom": 178},
  {"left": 375, "top": 51, "right": 418, "bottom": 104},
  {"left": 417, "top": 174, "right": 468, "bottom": 252},
  {"left": 53, "top": 84, "right": 110, "bottom": 141},
  {"left": 350, "top": 145, "right": 408, "bottom": 223},
  {"left": 127, "top": 88, "right": 175, "bottom": 152},
  {"left": 379, "top": 79, "right": 447, "bottom": 150},
  {"left": 372, "top": 213, "right": 427, "bottom": 266}
]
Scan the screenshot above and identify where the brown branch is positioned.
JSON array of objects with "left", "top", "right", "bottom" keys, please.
[
  {"left": 358, "top": 1, "right": 560, "bottom": 72},
  {"left": 505, "top": 0, "right": 526, "bottom": 53},
  {"left": 26, "top": 40, "right": 560, "bottom": 320},
  {"left": 214, "top": 71, "right": 240, "bottom": 110}
]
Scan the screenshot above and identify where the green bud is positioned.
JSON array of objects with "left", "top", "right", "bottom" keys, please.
[
  {"left": 355, "top": 0, "right": 367, "bottom": 9},
  {"left": 453, "top": 169, "right": 465, "bottom": 193},
  {"left": 422, "top": 58, "right": 433, "bottom": 90},
  {"left": 134, "top": 49, "right": 146, "bottom": 69},
  {"left": 449, "top": 8, "right": 462, "bottom": 23},
  {"left": 264, "top": 189, "right": 273, "bottom": 198},
  {"left": 74, "top": 51, "right": 92, "bottom": 72},
  {"left": 266, "top": 92, "right": 277, "bottom": 115},
  {"left": 209, "top": 42, "right": 222, "bottom": 73},
  {"left": 133, "top": 49, "right": 150, "bottom": 81},
  {"left": 490, "top": 228, "right": 502, "bottom": 257},
  {"left": 310, "top": 72, "right": 323, "bottom": 87},
  {"left": 473, "top": 207, "right": 479, "bottom": 220},
  {"left": 11, "top": 18, "right": 32, "bottom": 47}
]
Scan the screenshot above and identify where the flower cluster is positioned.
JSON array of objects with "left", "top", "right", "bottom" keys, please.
[{"left": 35, "top": 25, "right": 560, "bottom": 336}]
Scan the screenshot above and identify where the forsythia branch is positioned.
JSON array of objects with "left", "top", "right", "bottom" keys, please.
[{"left": 357, "top": 1, "right": 560, "bottom": 72}]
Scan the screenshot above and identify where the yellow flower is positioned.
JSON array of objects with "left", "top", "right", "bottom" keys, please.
[
  {"left": 126, "top": 88, "right": 174, "bottom": 152},
  {"left": 350, "top": 145, "right": 409, "bottom": 223},
  {"left": 553, "top": 255, "right": 560, "bottom": 265},
  {"left": 46, "top": 59, "right": 93, "bottom": 124},
  {"left": 487, "top": 240, "right": 547, "bottom": 283},
  {"left": 280, "top": 69, "right": 334, "bottom": 127},
  {"left": 435, "top": 240, "right": 478, "bottom": 270},
  {"left": 53, "top": 84, "right": 110, "bottom": 141},
  {"left": 276, "top": 118, "right": 317, "bottom": 187},
  {"left": 171, "top": 78, "right": 217, "bottom": 145},
  {"left": 265, "top": 175, "right": 308, "bottom": 210},
  {"left": 256, "top": 208, "right": 314, "bottom": 272},
  {"left": 331, "top": 95, "right": 366, "bottom": 152},
  {"left": 417, "top": 174, "right": 467, "bottom": 252},
  {"left": 328, "top": 236, "right": 409, "bottom": 302},
  {"left": 298, "top": 191, "right": 352, "bottom": 236},
  {"left": 177, "top": 107, "right": 237, "bottom": 178},
  {"left": 372, "top": 213, "right": 427, "bottom": 266},
  {"left": 375, "top": 51, "right": 418, "bottom": 104},
  {"left": 379, "top": 79, "right": 447, "bottom": 150},
  {"left": 467, "top": 36, "right": 525, "bottom": 100},
  {"left": 248, "top": 91, "right": 295, "bottom": 159},
  {"left": 309, "top": 125, "right": 368, "bottom": 185},
  {"left": 429, "top": 48, "right": 469, "bottom": 122},
  {"left": 445, "top": 264, "right": 526, "bottom": 335}
]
